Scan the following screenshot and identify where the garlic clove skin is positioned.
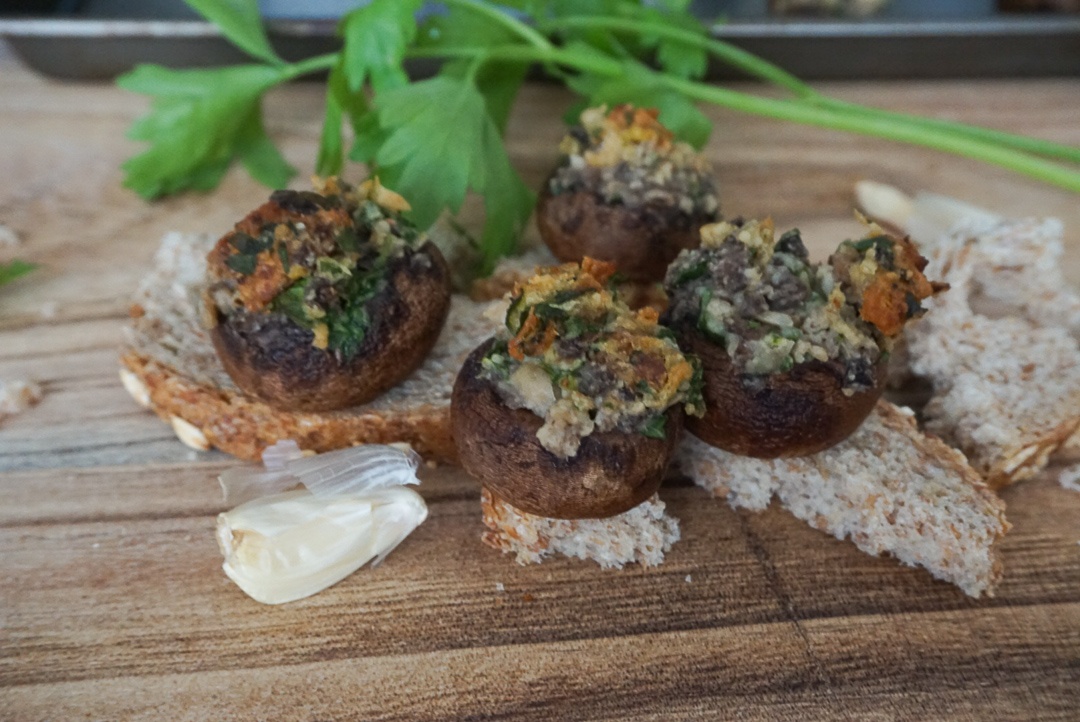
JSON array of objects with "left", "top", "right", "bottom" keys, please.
[
  {"left": 219, "top": 443, "right": 421, "bottom": 505},
  {"left": 216, "top": 487, "right": 428, "bottom": 605}
]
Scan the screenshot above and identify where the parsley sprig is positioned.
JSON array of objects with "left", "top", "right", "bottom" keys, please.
[
  {"left": 0, "top": 260, "right": 37, "bottom": 288},
  {"left": 120, "top": 0, "right": 1080, "bottom": 272}
]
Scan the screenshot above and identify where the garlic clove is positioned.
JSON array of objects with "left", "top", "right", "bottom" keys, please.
[{"left": 217, "top": 487, "right": 428, "bottom": 605}]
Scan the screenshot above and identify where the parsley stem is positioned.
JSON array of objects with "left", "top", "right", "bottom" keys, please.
[
  {"left": 440, "top": 0, "right": 554, "bottom": 51},
  {"left": 406, "top": 45, "right": 623, "bottom": 76},
  {"left": 405, "top": 42, "right": 1080, "bottom": 189},
  {"left": 282, "top": 53, "right": 338, "bottom": 80},
  {"left": 817, "top": 98, "right": 1080, "bottom": 165},
  {"left": 661, "top": 75, "right": 1080, "bottom": 193},
  {"left": 544, "top": 15, "right": 816, "bottom": 99},
  {"left": 547, "top": 14, "right": 1080, "bottom": 165}
]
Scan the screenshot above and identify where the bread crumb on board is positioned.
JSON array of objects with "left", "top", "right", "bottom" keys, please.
[
  {"left": 1060, "top": 466, "right": 1080, "bottom": 494},
  {"left": 0, "top": 378, "right": 43, "bottom": 420},
  {"left": 0, "top": 223, "right": 20, "bottom": 248}
]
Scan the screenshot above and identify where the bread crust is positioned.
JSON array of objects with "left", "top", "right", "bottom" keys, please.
[
  {"left": 211, "top": 243, "right": 451, "bottom": 412},
  {"left": 535, "top": 184, "right": 713, "bottom": 283},
  {"left": 677, "top": 325, "right": 886, "bottom": 458},
  {"left": 120, "top": 351, "right": 458, "bottom": 463},
  {"left": 451, "top": 340, "right": 683, "bottom": 519}
]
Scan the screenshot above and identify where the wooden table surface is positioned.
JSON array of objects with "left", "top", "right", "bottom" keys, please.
[{"left": 2, "top": 43, "right": 1079, "bottom": 720}]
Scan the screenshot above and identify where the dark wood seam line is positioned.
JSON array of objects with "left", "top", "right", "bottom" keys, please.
[
  {"left": 736, "top": 507, "right": 838, "bottom": 697},
  {"left": 5, "top": 599, "right": 1079, "bottom": 692}
]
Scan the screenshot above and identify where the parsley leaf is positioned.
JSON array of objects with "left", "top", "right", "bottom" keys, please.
[
  {"left": 373, "top": 75, "right": 534, "bottom": 271},
  {"left": 639, "top": 1, "right": 709, "bottom": 80},
  {"left": 640, "top": 414, "right": 667, "bottom": 439},
  {"left": 236, "top": 105, "right": 296, "bottom": 187},
  {"left": 0, "top": 260, "right": 36, "bottom": 288},
  {"left": 272, "top": 282, "right": 311, "bottom": 327},
  {"left": 119, "top": 64, "right": 291, "bottom": 198},
  {"left": 441, "top": 60, "right": 529, "bottom": 135},
  {"left": 184, "top": 0, "right": 282, "bottom": 66},
  {"left": 419, "top": 8, "right": 528, "bottom": 134},
  {"left": 339, "top": 0, "right": 423, "bottom": 94},
  {"left": 656, "top": 30, "right": 708, "bottom": 81}
]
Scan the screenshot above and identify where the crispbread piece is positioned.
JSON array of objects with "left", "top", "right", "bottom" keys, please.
[
  {"left": 904, "top": 221, "right": 1080, "bottom": 486},
  {"left": 120, "top": 232, "right": 500, "bottom": 462},
  {"left": 481, "top": 488, "right": 680, "bottom": 568},
  {"left": 676, "top": 401, "right": 1010, "bottom": 597}
]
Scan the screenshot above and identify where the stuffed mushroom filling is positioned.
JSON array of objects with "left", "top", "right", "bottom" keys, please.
[
  {"left": 480, "top": 258, "right": 704, "bottom": 459},
  {"left": 665, "top": 218, "right": 940, "bottom": 393},
  {"left": 205, "top": 177, "right": 429, "bottom": 361},
  {"left": 547, "top": 104, "right": 719, "bottom": 218}
]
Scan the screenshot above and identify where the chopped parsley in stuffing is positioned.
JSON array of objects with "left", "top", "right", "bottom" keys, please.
[
  {"left": 664, "top": 218, "right": 941, "bottom": 392},
  {"left": 481, "top": 258, "right": 704, "bottom": 459},
  {"left": 205, "top": 177, "right": 427, "bottom": 360}
]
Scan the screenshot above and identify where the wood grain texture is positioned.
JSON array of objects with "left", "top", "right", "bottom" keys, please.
[{"left": 1, "top": 42, "right": 1079, "bottom": 720}]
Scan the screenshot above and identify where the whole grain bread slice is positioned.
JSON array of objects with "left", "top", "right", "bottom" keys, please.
[
  {"left": 676, "top": 401, "right": 1010, "bottom": 597},
  {"left": 120, "top": 232, "right": 501, "bottom": 463}
]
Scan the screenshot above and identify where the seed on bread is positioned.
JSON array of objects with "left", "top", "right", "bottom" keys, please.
[{"left": 169, "top": 415, "right": 210, "bottom": 451}]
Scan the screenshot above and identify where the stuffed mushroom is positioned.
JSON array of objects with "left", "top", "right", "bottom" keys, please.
[
  {"left": 536, "top": 104, "right": 720, "bottom": 283},
  {"left": 204, "top": 177, "right": 451, "bottom": 412},
  {"left": 452, "top": 258, "right": 704, "bottom": 519},
  {"left": 664, "top": 218, "right": 943, "bottom": 458}
]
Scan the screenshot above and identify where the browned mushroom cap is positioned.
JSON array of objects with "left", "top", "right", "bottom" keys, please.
[
  {"left": 451, "top": 340, "right": 684, "bottom": 519},
  {"left": 211, "top": 243, "right": 451, "bottom": 412},
  {"left": 676, "top": 325, "right": 886, "bottom": 458},
  {"left": 536, "top": 182, "right": 714, "bottom": 284}
]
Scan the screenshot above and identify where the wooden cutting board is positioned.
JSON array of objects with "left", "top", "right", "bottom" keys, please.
[{"left": 1, "top": 44, "right": 1079, "bottom": 720}]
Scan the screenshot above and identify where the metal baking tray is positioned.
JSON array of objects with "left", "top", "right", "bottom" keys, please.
[{"left": 1, "top": 16, "right": 1077, "bottom": 80}]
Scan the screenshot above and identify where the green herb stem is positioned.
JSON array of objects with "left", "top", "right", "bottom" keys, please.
[
  {"left": 406, "top": 44, "right": 623, "bottom": 77},
  {"left": 442, "top": 0, "right": 554, "bottom": 51},
  {"left": 281, "top": 53, "right": 338, "bottom": 80},
  {"left": 817, "top": 98, "right": 1080, "bottom": 165},
  {"left": 548, "top": 14, "right": 1080, "bottom": 166},
  {"left": 545, "top": 14, "right": 817, "bottom": 99},
  {"left": 406, "top": 41, "right": 1080, "bottom": 192},
  {"left": 662, "top": 75, "right": 1080, "bottom": 193}
]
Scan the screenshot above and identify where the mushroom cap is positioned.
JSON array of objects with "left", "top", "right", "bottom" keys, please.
[
  {"left": 211, "top": 243, "right": 451, "bottom": 412},
  {"left": 536, "top": 182, "right": 714, "bottom": 283},
  {"left": 451, "top": 339, "right": 684, "bottom": 519},
  {"left": 676, "top": 325, "right": 886, "bottom": 458}
]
